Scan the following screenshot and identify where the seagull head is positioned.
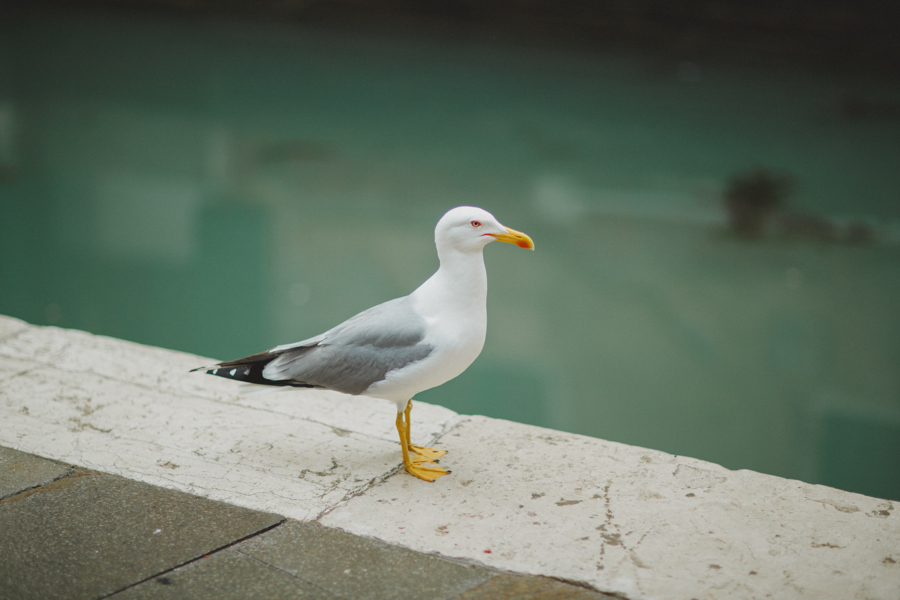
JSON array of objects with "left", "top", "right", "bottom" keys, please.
[{"left": 435, "top": 206, "right": 534, "bottom": 255}]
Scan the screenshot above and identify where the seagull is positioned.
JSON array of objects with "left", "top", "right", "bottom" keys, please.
[{"left": 193, "top": 206, "right": 534, "bottom": 481}]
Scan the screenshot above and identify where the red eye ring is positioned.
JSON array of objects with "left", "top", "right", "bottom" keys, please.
[{"left": 470, "top": 220, "right": 482, "bottom": 227}]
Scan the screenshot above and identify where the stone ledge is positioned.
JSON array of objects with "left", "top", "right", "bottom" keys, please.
[{"left": 0, "top": 315, "right": 897, "bottom": 599}]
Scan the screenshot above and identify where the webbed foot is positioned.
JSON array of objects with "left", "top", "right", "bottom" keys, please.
[
  {"left": 404, "top": 459, "right": 451, "bottom": 482},
  {"left": 409, "top": 445, "right": 447, "bottom": 463}
]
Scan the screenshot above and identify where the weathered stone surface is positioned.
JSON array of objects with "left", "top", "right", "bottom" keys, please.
[
  {"left": 0, "top": 446, "right": 73, "bottom": 500},
  {"left": 0, "top": 365, "right": 408, "bottom": 520},
  {"left": 111, "top": 546, "right": 340, "bottom": 600},
  {"left": 0, "top": 470, "right": 282, "bottom": 600},
  {"left": 0, "top": 323, "right": 455, "bottom": 520},
  {"left": 0, "top": 355, "right": 32, "bottom": 381},
  {"left": 239, "top": 521, "right": 493, "bottom": 600},
  {"left": 0, "top": 321, "right": 239, "bottom": 401},
  {"left": 322, "top": 416, "right": 900, "bottom": 600},
  {"left": 0, "top": 315, "right": 28, "bottom": 342}
]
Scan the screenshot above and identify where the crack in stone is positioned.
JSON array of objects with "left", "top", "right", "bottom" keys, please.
[
  {"left": 592, "top": 479, "right": 650, "bottom": 577},
  {"left": 809, "top": 497, "right": 860, "bottom": 513},
  {"left": 67, "top": 417, "right": 112, "bottom": 434},
  {"left": 299, "top": 457, "right": 342, "bottom": 480},
  {"left": 315, "top": 415, "right": 467, "bottom": 520}
]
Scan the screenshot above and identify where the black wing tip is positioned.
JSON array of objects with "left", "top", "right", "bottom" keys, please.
[
  {"left": 206, "top": 366, "right": 254, "bottom": 382},
  {"left": 196, "top": 363, "right": 319, "bottom": 389},
  {"left": 190, "top": 351, "right": 277, "bottom": 381}
]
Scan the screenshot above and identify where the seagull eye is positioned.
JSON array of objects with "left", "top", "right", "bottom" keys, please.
[{"left": 470, "top": 220, "right": 482, "bottom": 228}]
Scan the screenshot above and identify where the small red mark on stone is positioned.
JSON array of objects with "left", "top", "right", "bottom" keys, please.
[{"left": 484, "top": 549, "right": 492, "bottom": 554}]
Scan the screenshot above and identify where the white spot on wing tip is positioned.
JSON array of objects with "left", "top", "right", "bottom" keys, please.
[{"left": 229, "top": 368, "right": 237, "bottom": 376}]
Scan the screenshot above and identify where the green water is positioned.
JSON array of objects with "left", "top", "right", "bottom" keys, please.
[{"left": 2, "top": 8, "right": 899, "bottom": 500}]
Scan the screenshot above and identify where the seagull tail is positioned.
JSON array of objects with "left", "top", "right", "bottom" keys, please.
[{"left": 191, "top": 350, "right": 317, "bottom": 389}]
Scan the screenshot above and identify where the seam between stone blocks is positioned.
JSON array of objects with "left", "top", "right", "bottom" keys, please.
[
  {"left": 0, "top": 465, "right": 78, "bottom": 502},
  {"left": 547, "top": 575, "right": 626, "bottom": 598},
  {"left": 96, "top": 518, "right": 287, "bottom": 599}
]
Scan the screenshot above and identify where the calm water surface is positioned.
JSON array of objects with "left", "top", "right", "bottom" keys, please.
[{"left": 1, "top": 9, "right": 899, "bottom": 500}]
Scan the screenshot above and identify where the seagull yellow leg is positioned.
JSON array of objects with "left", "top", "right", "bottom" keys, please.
[
  {"left": 396, "top": 408, "right": 450, "bottom": 482},
  {"left": 404, "top": 399, "right": 447, "bottom": 462}
]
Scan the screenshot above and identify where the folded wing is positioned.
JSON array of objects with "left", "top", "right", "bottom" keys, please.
[{"left": 202, "top": 296, "right": 435, "bottom": 396}]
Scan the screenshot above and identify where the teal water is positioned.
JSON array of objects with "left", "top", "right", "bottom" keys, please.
[{"left": 2, "top": 8, "right": 899, "bottom": 500}]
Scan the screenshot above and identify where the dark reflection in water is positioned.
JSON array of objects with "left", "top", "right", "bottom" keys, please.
[{"left": 1, "top": 6, "right": 899, "bottom": 500}]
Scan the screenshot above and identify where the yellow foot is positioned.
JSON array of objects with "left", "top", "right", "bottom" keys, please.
[
  {"left": 404, "top": 460, "right": 451, "bottom": 483},
  {"left": 409, "top": 445, "right": 447, "bottom": 463},
  {"left": 396, "top": 401, "right": 451, "bottom": 482}
]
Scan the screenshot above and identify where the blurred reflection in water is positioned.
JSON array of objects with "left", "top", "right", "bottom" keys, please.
[{"left": 1, "top": 7, "right": 898, "bottom": 500}]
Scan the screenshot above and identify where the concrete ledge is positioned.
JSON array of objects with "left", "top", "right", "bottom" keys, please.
[{"left": 0, "top": 315, "right": 897, "bottom": 599}]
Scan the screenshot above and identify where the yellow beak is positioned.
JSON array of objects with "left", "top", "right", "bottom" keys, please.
[{"left": 489, "top": 227, "right": 535, "bottom": 250}]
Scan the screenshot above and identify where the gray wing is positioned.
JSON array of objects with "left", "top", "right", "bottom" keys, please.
[{"left": 261, "top": 296, "right": 434, "bottom": 395}]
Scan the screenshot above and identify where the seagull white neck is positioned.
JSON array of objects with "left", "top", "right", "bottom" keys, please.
[{"left": 411, "top": 248, "right": 488, "bottom": 318}]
